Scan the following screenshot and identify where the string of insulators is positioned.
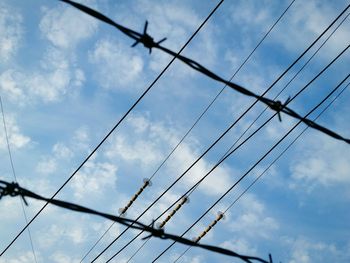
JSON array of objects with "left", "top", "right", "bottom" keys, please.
[
  {"left": 118, "top": 178, "right": 151, "bottom": 215},
  {"left": 193, "top": 212, "right": 224, "bottom": 243},
  {"left": 157, "top": 196, "right": 189, "bottom": 229}
]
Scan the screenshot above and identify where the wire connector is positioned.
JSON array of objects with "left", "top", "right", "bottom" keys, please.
[
  {"left": 0, "top": 181, "right": 28, "bottom": 205},
  {"left": 131, "top": 21, "right": 166, "bottom": 53},
  {"left": 269, "top": 96, "right": 291, "bottom": 122}
]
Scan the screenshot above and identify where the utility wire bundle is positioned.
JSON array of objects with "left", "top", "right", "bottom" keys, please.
[
  {"left": 0, "top": 180, "right": 274, "bottom": 263},
  {"left": 1, "top": 0, "right": 349, "bottom": 262}
]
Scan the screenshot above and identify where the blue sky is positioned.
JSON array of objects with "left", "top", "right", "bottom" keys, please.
[{"left": 0, "top": 0, "right": 349, "bottom": 262}]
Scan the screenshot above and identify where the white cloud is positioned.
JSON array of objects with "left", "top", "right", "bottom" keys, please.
[
  {"left": 290, "top": 132, "right": 350, "bottom": 190},
  {"left": 220, "top": 238, "right": 257, "bottom": 255},
  {"left": 226, "top": 194, "right": 279, "bottom": 239},
  {"left": 0, "top": 114, "right": 30, "bottom": 150},
  {"left": 39, "top": 0, "right": 98, "bottom": 49},
  {"left": 284, "top": 236, "right": 346, "bottom": 263},
  {"left": 0, "top": 2, "right": 22, "bottom": 62},
  {"left": 88, "top": 38, "right": 144, "bottom": 90},
  {"left": 70, "top": 159, "right": 117, "bottom": 199},
  {"left": 0, "top": 47, "right": 85, "bottom": 104}
]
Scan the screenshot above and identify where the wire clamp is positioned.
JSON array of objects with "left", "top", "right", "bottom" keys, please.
[
  {"left": 131, "top": 21, "right": 166, "bottom": 53},
  {"left": 270, "top": 96, "right": 291, "bottom": 122},
  {"left": 0, "top": 181, "right": 28, "bottom": 205}
]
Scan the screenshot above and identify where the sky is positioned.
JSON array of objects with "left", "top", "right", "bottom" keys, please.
[{"left": 0, "top": 0, "right": 349, "bottom": 262}]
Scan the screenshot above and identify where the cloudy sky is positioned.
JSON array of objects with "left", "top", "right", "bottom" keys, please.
[{"left": 0, "top": 0, "right": 349, "bottom": 262}]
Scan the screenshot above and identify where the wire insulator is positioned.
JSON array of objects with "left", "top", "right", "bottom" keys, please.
[
  {"left": 193, "top": 212, "right": 224, "bottom": 243},
  {"left": 157, "top": 196, "right": 189, "bottom": 229},
  {"left": 118, "top": 178, "right": 151, "bottom": 215}
]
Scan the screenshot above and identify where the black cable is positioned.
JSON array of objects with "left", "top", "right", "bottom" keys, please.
[
  {"left": 81, "top": 0, "right": 295, "bottom": 260},
  {"left": 98, "top": 11, "right": 350, "bottom": 260},
  {"left": 174, "top": 80, "right": 350, "bottom": 263},
  {"left": 0, "top": 97, "right": 38, "bottom": 262},
  {"left": 0, "top": 180, "right": 273, "bottom": 263},
  {"left": 59, "top": 0, "right": 350, "bottom": 144},
  {"left": 152, "top": 72, "right": 350, "bottom": 262},
  {"left": 0, "top": 0, "right": 224, "bottom": 257},
  {"left": 125, "top": 11, "right": 350, "bottom": 261}
]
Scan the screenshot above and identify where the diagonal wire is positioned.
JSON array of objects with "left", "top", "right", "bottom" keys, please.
[
  {"left": 59, "top": 0, "right": 350, "bottom": 144},
  {"left": 174, "top": 80, "right": 350, "bottom": 263},
  {"left": 0, "top": 180, "right": 273, "bottom": 263},
  {"left": 114, "top": 47, "right": 349, "bottom": 262},
  {"left": 0, "top": 96, "right": 38, "bottom": 263},
  {"left": 98, "top": 10, "right": 350, "bottom": 261},
  {"left": 125, "top": 10, "right": 350, "bottom": 261},
  {"left": 0, "top": 0, "right": 225, "bottom": 257},
  {"left": 152, "top": 71, "right": 350, "bottom": 262},
  {"left": 80, "top": 0, "right": 296, "bottom": 261}
]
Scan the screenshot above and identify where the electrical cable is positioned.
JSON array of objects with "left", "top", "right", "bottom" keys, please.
[
  {"left": 80, "top": 0, "right": 296, "bottom": 260},
  {"left": 152, "top": 72, "right": 350, "bottom": 262},
  {"left": 125, "top": 11, "right": 350, "bottom": 262},
  {"left": 0, "top": 96, "right": 38, "bottom": 263},
  {"left": 0, "top": 0, "right": 224, "bottom": 257},
  {"left": 97, "top": 8, "right": 350, "bottom": 261},
  {"left": 173, "top": 80, "right": 350, "bottom": 263}
]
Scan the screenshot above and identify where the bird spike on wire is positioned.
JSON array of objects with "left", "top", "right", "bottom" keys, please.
[
  {"left": 157, "top": 196, "right": 189, "bottom": 229},
  {"left": 0, "top": 180, "right": 274, "bottom": 263},
  {"left": 118, "top": 178, "right": 152, "bottom": 216},
  {"left": 193, "top": 211, "right": 225, "bottom": 243},
  {"left": 131, "top": 21, "right": 167, "bottom": 53}
]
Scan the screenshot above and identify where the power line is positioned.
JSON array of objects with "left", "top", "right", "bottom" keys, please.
[
  {"left": 152, "top": 72, "right": 350, "bottom": 262},
  {"left": 125, "top": 11, "right": 350, "bottom": 261},
  {"left": 0, "top": 96, "right": 38, "bottom": 263},
  {"left": 59, "top": 0, "right": 350, "bottom": 144},
  {"left": 0, "top": 0, "right": 224, "bottom": 257},
  {"left": 98, "top": 14, "right": 350, "bottom": 261},
  {"left": 81, "top": 0, "right": 296, "bottom": 260},
  {"left": 174, "top": 80, "right": 350, "bottom": 263},
  {"left": 0, "top": 180, "right": 274, "bottom": 263}
]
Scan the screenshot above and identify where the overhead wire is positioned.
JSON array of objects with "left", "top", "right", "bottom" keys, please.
[
  {"left": 97, "top": 6, "right": 350, "bottom": 261},
  {"left": 0, "top": 180, "right": 274, "bottom": 263},
  {"left": 121, "top": 42, "right": 350, "bottom": 262},
  {"left": 0, "top": 96, "right": 38, "bottom": 263},
  {"left": 0, "top": 0, "right": 225, "bottom": 257},
  {"left": 123, "top": 10, "right": 350, "bottom": 262},
  {"left": 80, "top": 0, "right": 296, "bottom": 260},
  {"left": 174, "top": 80, "right": 350, "bottom": 263},
  {"left": 152, "top": 71, "right": 350, "bottom": 262},
  {"left": 59, "top": 0, "right": 350, "bottom": 144}
]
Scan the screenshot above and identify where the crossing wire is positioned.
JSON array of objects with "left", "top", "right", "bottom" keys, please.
[
  {"left": 174, "top": 80, "right": 350, "bottom": 263},
  {"left": 106, "top": 43, "right": 349, "bottom": 262},
  {"left": 59, "top": 0, "right": 350, "bottom": 145},
  {"left": 125, "top": 11, "right": 350, "bottom": 262},
  {"left": 0, "top": 96, "right": 38, "bottom": 263},
  {"left": 152, "top": 71, "right": 350, "bottom": 262},
  {"left": 0, "top": 180, "right": 274, "bottom": 263},
  {"left": 80, "top": 0, "right": 296, "bottom": 260},
  {"left": 0, "top": 0, "right": 225, "bottom": 257},
  {"left": 96, "top": 6, "right": 350, "bottom": 261}
]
